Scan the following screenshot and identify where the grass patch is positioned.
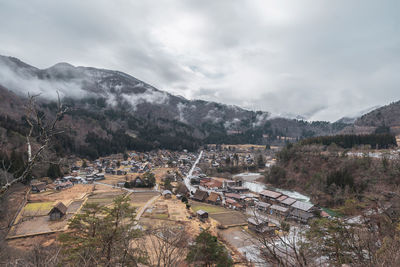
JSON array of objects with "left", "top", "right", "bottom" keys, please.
[
  {"left": 191, "top": 203, "right": 227, "bottom": 214},
  {"left": 322, "top": 207, "right": 341, "bottom": 217},
  {"left": 151, "top": 214, "right": 169, "bottom": 219},
  {"left": 23, "top": 202, "right": 54, "bottom": 216}
]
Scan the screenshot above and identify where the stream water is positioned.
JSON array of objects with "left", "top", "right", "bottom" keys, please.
[{"left": 235, "top": 172, "right": 311, "bottom": 203}]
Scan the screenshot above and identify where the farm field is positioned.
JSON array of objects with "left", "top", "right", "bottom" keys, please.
[
  {"left": 21, "top": 202, "right": 54, "bottom": 217},
  {"left": 86, "top": 191, "right": 126, "bottom": 206},
  {"left": 8, "top": 214, "right": 73, "bottom": 238},
  {"left": 130, "top": 192, "right": 159, "bottom": 207},
  {"left": 190, "top": 202, "right": 227, "bottom": 214},
  {"left": 28, "top": 184, "right": 93, "bottom": 202},
  {"left": 210, "top": 211, "right": 248, "bottom": 227}
]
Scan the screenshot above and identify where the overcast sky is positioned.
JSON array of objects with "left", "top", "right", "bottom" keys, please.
[{"left": 0, "top": 0, "right": 399, "bottom": 121}]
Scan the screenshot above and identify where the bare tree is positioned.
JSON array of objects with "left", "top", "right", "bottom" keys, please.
[
  {"left": 245, "top": 207, "right": 316, "bottom": 267},
  {"left": 140, "top": 225, "right": 190, "bottom": 267},
  {"left": 0, "top": 92, "right": 67, "bottom": 195}
]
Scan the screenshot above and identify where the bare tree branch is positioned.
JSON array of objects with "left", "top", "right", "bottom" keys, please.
[{"left": 0, "top": 92, "right": 67, "bottom": 195}]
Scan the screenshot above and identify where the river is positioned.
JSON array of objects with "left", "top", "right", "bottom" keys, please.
[{"left": 235, "top": 172, "right": 311, "bottom": 203}]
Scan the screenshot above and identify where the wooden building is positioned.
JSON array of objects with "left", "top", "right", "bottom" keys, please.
[{"left": 48, "top": 202, "right": 67, "bottom": 221}]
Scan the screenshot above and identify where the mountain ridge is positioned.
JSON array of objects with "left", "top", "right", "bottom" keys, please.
[{"left": 0, "top": 55, "right": 378, "bottom": 159}]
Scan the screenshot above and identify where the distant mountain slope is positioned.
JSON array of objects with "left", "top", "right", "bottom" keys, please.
[
  {"left": 340, "top": 101, "right": 400, "bottom": 136},
  {"left": 0, "top": 55, "right": 349, "bottom": 158}
]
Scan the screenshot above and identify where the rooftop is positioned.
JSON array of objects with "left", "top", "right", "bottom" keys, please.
[
  {"left": 259, "top": 189, "right": 282, "bottom": 199},
  {"left": 291, "top": 201, "right": 314, "bottom": 211}
]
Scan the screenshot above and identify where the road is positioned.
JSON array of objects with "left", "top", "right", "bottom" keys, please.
[{"left": 184, "top": 150, "right": 203, "bottom": 195}]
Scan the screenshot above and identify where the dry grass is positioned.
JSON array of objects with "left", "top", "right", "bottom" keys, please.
[
  {"left": 22, "top": 202, "right": 54, "bottom": 217},
  {"left": 190, "top": 202, "right": 227, "bottom": 214}
]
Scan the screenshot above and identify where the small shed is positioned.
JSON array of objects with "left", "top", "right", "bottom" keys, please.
[
  {"left": 196, "top": 210, "right": 209, "bottom": 221},
  {"left": 48, "top": 202, "right": 68, "bottom": 221},
  {"left": 162, "top": 190, "right": 172, "bottom": 199}
]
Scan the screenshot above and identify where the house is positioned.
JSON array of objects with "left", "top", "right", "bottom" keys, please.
[
  {"left": 162, "top": 190, "right": 172, "bottom": 199},
  {"left": 225, "top": 198, "right": 244, "bottom": 210},
  {"left": 55, "top": 181, "right": 73, "bottom": 190},
  {"left": 207, "top": 192, "right": 222, "bottom": 205},
  {"left": 94, "top": 173, "right": 105, "bottom": 180},
  {"left": 192, "top": 190, "right": 208, "bottom": 202},
  {"left": 259, "top": 189, "right": 282, "bottom": 203},
  {"left": 197, "top": 210, "right": 208, "bottom": 221},
  {"left": 225, "top": 193, "right": 245, "bottom": 203},
  {"left": 248, "top": 217, "right": 277, "bottom": 234},
  {"left": 31, "top": 182, "right": 46, "bottom": 193},
  {"left": 277, "top": 195, "right": 288, "bottom": 203},
  {"left": 280, "top": 197, "right": 297, "bottom": 207},
  {"left": 223, "top": 179, "right": 236, "bottom": 189},
  {"left": 269, "top": 204, "right": 289, "bottom": 217},
  {"left": 289, "top": 209, "right": 314, "bottom": 223},
  {"left": 228, "top": 186, "right": 249, "bottom": 193},
  {"left": 256, "top": 201, "right": 271, "bottom": 212},
  {"left": 289, "top": 201, "right": 315, "bottom": 223},
  {"left": 48, "top": 202, "right": 68, "bottom": 221}
]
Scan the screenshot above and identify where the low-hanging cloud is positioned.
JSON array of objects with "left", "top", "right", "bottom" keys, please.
[{"left": 0, "top": 60, "right": 87, "bottom": 99}]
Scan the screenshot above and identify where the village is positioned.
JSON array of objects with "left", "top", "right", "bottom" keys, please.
[{"left": 6, "top": 144, "right": 327, "bottom": 265}]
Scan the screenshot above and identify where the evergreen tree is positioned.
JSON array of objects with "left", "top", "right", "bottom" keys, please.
[
  {"left": 59, "top": 196, "right": 145, "bottom": 266},
  {"left": 186, "top": 230, "right": 233, "bottom": 267},
  {"left": 47, "top": 163, "right": 62, "bottom": 179},
  {"left": 257, "top": 154, "right": 265, "bottom": 168}
]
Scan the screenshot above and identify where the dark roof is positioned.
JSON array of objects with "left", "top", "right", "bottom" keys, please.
[
  {"left": 193, "top": 190, "right": 208, "bottom": 201},
  {"left": 48, "top": 202, "right": 68, "bottom": 215},
  {"left": 32, "top": 182, "right": 46, "bottom": 190},
  {"left": 197, "top": 210, "right": 208, "bottom": 216}
]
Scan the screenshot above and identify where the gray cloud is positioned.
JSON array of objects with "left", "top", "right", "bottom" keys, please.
[{"left": 0, "top": 0, "right": 399, "bottom": 121}]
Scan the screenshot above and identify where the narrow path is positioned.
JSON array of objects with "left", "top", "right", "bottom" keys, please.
[{"left": 135, "top": 195, "right": 160, "bottom": 221}]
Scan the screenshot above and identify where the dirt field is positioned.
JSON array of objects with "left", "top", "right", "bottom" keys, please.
[
  {"left": 8, "top": 214, "right": 73, "bottom": 238},
  {"left": 102, "top": 174, "right": 130, "bottom": 185},
  {"left": 86, "top": 191, "right": 126, "bottom": 206},
  {"left": 28, "top": 184, "right": 94, "bottom": 202},
  {"left": 130, "top": 192, "right": 159, "bottom": 207},
  {"left": 210, "top": 211, "right": 248, "bottom": 227}
]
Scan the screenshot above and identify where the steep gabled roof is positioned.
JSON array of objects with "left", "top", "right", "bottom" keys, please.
[
  {"left": 193, "top": 189, "right": 208, "bottom": 201},
  {"left": 48, "top": 202, "right": 68, "bottom": 215},
  {"left": 207, "top": 192, "right": 221, "bottom": 203}
]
